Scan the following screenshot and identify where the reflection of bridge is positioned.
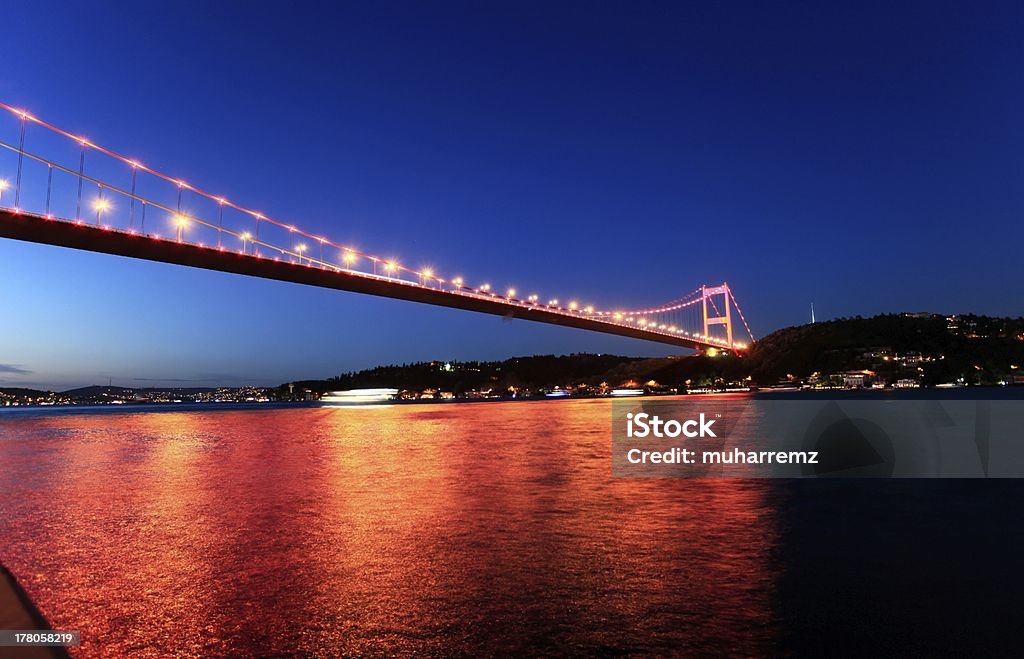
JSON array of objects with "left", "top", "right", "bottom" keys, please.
[{"left": 0, "top": 102, "right": 754, "bottom": 351}]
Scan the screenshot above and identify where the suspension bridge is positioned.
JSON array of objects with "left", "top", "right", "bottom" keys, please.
[{"left": 0, "top": 102, "right": 755, "bottom": 352}]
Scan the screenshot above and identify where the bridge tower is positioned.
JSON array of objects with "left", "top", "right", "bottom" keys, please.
[{"left": 701, "top": 283, "right": 733, "bottom": 347}]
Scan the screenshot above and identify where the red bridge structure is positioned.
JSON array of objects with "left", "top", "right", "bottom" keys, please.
[{"left": 0, "top": 101, "right": 754, "bottom": 352}]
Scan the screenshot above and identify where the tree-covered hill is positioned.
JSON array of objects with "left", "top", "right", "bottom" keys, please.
[
  {"left": 745, "top": 313, "right": 1024, "bottom": 386},
  {"left": 286, "top": 314, "right": 1024, "bottom": 394}
]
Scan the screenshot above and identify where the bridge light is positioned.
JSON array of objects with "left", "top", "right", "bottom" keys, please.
[
  {"left": 568, "top": 301, "right": 578, "bottom": 311},
  {"left": 584, "top": 306, "right": 594, "bottom": 314},
  {"left": 507, "top": 288, "right": 516, "bottom": 298},
  {"left": 638, "top": 318, "right": 647, "bottom": 326},
  {"left": 343, "top": 250, "right": 356, "bottom": 265},
  {"left": 452, "top": 277, "right": 463, "bottom": 286},
  {"left": 0, "top": 179, "right": 9, "bottom": 205},
  {"left": 173, "top": 214, "right": 188, "bottom": 242},
  {"left": 480, "top": 283, "right": 491, "bottom": 292},
  {"left": 93, "top": 198, "right": 111, "bottom": 225},
  {"left": 528, "top": 294, "right": 538, "bottom": 303},
  {"left": 217, "top": 197, "right": 226, "bottom": 204},
  {"left": 384, "top": 260, "right": 398, "bottom": 273},
  {"left": 422, "top": 268, "right": 434, "bottom": 278}
]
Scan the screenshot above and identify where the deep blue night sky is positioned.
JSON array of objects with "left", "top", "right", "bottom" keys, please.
[{"left": 1, "top": 1, "right": 1022, "bottom": 389}]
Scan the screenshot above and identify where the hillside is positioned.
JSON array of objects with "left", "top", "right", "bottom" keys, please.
[
  {"left": 745, "top": 313, "right": 1024, "bottom": 386},
  {"left": 290, "top": 313, "right": 1024, "bottom": 393}
]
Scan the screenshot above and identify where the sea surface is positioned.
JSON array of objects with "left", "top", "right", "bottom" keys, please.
[{"left": 1, "top": 394, "right": 1022, "bottom": 656}]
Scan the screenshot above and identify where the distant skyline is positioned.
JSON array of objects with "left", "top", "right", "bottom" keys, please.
[{"left": 2, "top": 1, "right": 1023, "bottom": 389}]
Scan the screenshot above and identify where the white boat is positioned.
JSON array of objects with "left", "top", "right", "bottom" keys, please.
[{"left": 321, "top": 388, "right": 399, "bottom": 405}]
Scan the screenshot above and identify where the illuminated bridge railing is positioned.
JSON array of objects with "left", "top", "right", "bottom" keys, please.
[{"left": 0, "top": 101, "right": 754, "bottom": 350}]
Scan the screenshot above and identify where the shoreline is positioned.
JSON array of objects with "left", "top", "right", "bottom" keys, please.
[
  {"left": 0, "top": 385, "right": 1022, "bottom": 416},
  {"left": 0, "top": 564, "right": 68, "bottom": 658}
]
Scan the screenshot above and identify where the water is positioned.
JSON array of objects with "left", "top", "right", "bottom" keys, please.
[{"left": 1, "top": 397, "right": 1021, "bottom": 656}]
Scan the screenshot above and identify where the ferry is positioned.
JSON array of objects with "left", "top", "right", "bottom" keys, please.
[{"left": 321, "top": 388, "right": 399, "bottom": 405}]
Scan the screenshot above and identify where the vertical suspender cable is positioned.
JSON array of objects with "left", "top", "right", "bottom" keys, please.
[
  {"left": 75, "top": 143, "right": 85, "bottom": 220},
  {"left": 129, "top": 166, "right": 138, "bottom": 230},
  {"left": 45, "top": 165, "right": 52, "bottom": 216},
  {"left": 14, "top": 115, "right": 26, "bottom": 207}
]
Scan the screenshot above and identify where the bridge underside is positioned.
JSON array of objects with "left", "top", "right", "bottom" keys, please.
[{"left": 0, "top": 210, "right": 712, "bottom": 350}]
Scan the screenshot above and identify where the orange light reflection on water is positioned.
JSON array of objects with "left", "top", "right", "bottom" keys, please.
[{"left": 0, "top": 400, "right": 780, "bottom": 656}]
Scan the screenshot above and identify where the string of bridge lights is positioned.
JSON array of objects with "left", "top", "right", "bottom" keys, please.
[{"left": 0, "top": 101, "right": 752, "bottom": 349}]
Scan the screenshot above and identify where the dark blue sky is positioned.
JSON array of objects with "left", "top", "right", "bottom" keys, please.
[{"left": 1, "top": 1, "right": 1022, "bottom": 389}]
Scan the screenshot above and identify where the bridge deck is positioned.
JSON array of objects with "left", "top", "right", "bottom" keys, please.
[{"left": 0, "top": 209, "right": 713, "bottom": 350}]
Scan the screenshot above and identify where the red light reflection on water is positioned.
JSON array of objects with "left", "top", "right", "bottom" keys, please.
[{"left": 0, "top": 400, "right": 780, "bottom": 655}]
